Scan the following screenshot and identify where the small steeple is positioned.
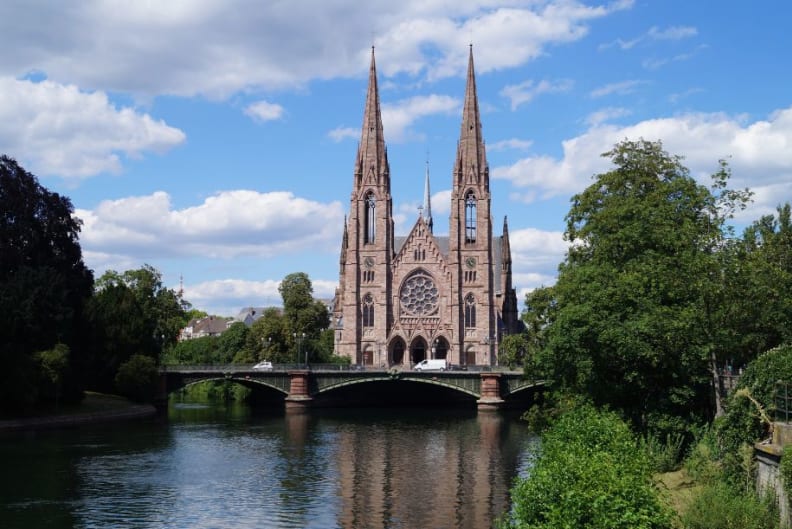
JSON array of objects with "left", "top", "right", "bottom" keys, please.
[
  {"left": 502, "top": 216, "right": 512, "bottom": 270},
  {"left": 423, "top": 159, "right": 433, "bottom": 233},
  {"left": 355, "top": 47, "right": 389, "bottom": 187},
  {"left": 453, "top": 45, "right": 488, "bottom": 190},
  {"left": 340, "top": 216, "right": 348, "bottom": 266}
]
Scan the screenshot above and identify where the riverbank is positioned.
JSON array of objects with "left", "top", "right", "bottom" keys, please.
[{"left": 0, "top": 392, "right": 157, "bottom": 432}]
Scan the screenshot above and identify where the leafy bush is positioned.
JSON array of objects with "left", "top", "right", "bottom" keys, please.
[
  {"left": 115, "top": 354, "right": 158, "bottom": 403},
  {"left": 505, "top": 404, "right": 673, "bottom": 529},
  {"left": 681, "top": 481, "right": 778, "bottom": 529},
  {"left": 643, "top": 432, "right": 686, "bottom": 473},
  {"left": 716, "top": 345, "right": 792, "bottom": 484}
]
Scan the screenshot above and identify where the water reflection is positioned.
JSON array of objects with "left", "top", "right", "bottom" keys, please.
[{"left": 0, "top": 404, "right": 534, "bottom": 529}]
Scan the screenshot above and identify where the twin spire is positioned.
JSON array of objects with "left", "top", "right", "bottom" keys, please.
[
  {"left": 356, "top": 47, "right": 389, "bottom": 188},
  {"left": 356, "top": 45, "right": 487, "bottom": 219}
]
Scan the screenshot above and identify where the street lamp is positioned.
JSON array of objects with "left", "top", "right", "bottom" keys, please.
[{"left": 293, "top": 332, "right": 306, "bottom": 366}]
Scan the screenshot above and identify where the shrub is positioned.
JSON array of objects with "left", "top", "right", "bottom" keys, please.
[
  {"left": 681, "top": 481, "right": 778, "bottom": 529},
  {"left": 115, "top": 354, "right": 158, "bottom": 403},
  {"left": 505, "top": 404, "right": 673, "bottom": 529}
]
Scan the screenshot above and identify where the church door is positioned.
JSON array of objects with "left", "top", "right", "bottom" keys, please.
[{"left": 410, "top": 338, "right": 427, "bottom": 365}]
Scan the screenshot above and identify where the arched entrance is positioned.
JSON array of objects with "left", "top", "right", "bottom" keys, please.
[
  {"left": 464, "top": 345, "right": 476, "bottom": 366},
  {"left": 410, "top": 337, "right": 428, "bottom": 364},
  {"left": 432, "top": 337, "right": 449, "bottom": 360},
  {"left": 390, "top": 337, "right": 406, "bottom": 366},
  {"left": 362, "top": 344, "right": 373, "bottom": 366}
]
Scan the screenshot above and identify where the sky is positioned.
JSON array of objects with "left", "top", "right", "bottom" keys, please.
[{"left": 3, "top": 1, "right": 792, "bottom": 316}]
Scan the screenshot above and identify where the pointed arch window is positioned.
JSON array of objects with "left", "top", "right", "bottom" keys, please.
[
  {"left": 464, "top": 293, "right": 476, "bottom": 328},
  {"left": 365, "top": 192, "right": 376, "bottom": 244},
  {"left": 362, "top": 293, "right": 375, "bottom": 327},
  {"left": 465, "top": 192, "right": 477, "bottom": 243}
]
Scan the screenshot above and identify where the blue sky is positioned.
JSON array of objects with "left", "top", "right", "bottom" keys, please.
[{"left": 3, "top": 1, "right": 792, "bottom": 316}]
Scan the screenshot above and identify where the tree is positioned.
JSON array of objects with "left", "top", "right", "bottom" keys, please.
[
  {"left": 245, "top": 308, "right": 292, "bottom": 363},
  {"left": 96, "top": 265, "right": 187, "bottom": 352},
  {"left": 536, "top": 140, "right": 750, "bottom": 435},
  {"left": 0, "top": 155, "right": 94, "bottom": 412},
  {"left": 115, "top": 354, "right": 159, "bottom": 403},
  {"left": 278, "top": 272, "right": 331, "bottom": 361}
]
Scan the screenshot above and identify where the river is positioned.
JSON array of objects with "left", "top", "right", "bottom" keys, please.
[{"left": 0, "top": 402, "right": 537, "bottom": 529}]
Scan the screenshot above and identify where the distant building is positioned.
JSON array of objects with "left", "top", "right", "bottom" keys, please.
[
  {"left": 332, "top": 48, "right": 520, "bottom": 368},
  {"left": 233, "top": 307, "right": 268, "bottom": 327},
  {"left": 179, "top": 315, "right": 231, "bottom": 341}
]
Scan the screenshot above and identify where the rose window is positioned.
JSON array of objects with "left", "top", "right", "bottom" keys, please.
[{"left": 400, "top": 272, "right": 439, "bottom": 316}]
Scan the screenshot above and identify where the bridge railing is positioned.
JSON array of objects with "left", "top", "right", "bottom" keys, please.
[{"left": 160, "top": 363, "right": 520, "bottom": 374}]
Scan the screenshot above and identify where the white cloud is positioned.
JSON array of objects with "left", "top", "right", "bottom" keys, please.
[
  {"left": 648, "top": 25, "right": 697, "bottom": 40},
  {"left": 0, "top": 77, "right": 185, "bottom": 179},
  {"left": 590, "top": 79, "right": 647, "bottom": 98},
  {"left": 599, "top": 24, "right": 697, "bottom": 50},
  {"left": 0, "top": 1, "right": 632, "bottom": 97},
  {"left": 76, "top": 190, "right": 345, "bottom": 263},
  {"left": 328, "top": 127, "right": 359, "bottom": 142},
  {"left": 244, "top": 100, "right": 285, "bottom": 122},
  {"left": 489, "top": 138, "right": 534, "bottom": 152},
  {"left": 183, "top": 276, "right": 339, "bottom": 316},
  {"left": 493, "top": 106, "right": 792, "bottom": 219},
  {"left": 585, "top": 106, "right": 631, "bottom": 126},
  {"left": 500, "top": 79, "right": 573, "bottom": 110},
  {"left": 382, "top": 94, "right": 459, "bottom": 142}
]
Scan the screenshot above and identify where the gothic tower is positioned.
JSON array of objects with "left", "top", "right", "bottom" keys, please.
[
  {"left": 449, "top": 46, "right": 496, "bottom": 365},
  {"left": 335, "top": 48, "right": 394, "bottom": 364}
]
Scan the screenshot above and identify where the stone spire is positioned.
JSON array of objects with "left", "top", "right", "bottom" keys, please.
[
  {"left": 355, "top": 47, "right": 389, "bottom": 188},
  {"left": 423, "top": 159, "right": 433, "bottom": 233},
  {"left": 453, "top": 45, "right": 488, "bottom": 190},
  {"left": 501, "top": 216, "right": 512, "bottom": 271},
  {"left": 340, "top": 216, "right": 348, "bottom": 267}
]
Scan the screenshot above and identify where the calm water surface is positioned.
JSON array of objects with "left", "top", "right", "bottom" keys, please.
[{"left": 0, "top": 403, "right": 537, "bottom": 529}]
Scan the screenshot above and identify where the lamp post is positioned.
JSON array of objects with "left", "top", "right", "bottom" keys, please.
[{"left": 293, "top": 332, "right": 305, "bottom": 366}]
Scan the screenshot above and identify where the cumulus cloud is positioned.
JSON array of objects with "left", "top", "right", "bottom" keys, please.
[
  {"left": 183, "top": 277, "right": 339, "bottom": 316},
  {"left": 382, "top": 94, "right": 459, "bottom": 142},
  {"left": 0, "top": 1, "right": 631, "bottom": 97},
  {"left": 328, "top": 127, "right": 359, "bottom": 142},
  {"left": 244, "top": 100, "right": 285, "bottom": 122},
  {"left": 492, "top": 106, "right": 792, "bottom": 218},
  {"left": 500, "top": 79, "right": 574, "bottom": 110},
  {"left": 489, "top": 138, "right": 534, "bottom": 152},
  {"left": 0, "top": 77, "right": 185, "bottom": 179},
  {"left": 76, "top": 190, "right": 345, "bottom": 262},
  {"left": 585, "top": 106, "right": 632, "bottom": 126}
]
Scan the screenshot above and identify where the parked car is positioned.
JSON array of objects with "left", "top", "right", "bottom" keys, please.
[
  {"left": 414, "top": 359, "right": 447, "bottom": 371},
  {"left": 252, "top": 361, "right": 273, "bottom": 371}
]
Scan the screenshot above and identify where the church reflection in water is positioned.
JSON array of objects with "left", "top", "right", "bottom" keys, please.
[{"left": 284, "top": 409, "right": 531, "bottom": 529}]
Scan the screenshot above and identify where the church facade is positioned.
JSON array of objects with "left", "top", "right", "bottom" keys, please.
[{"left": 333, "top": 48, "right": 520, "bottom": 367}]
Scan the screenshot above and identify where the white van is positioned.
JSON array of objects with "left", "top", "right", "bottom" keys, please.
[{"left": 414, "top": 359, "right": 447, "bottom": 371}]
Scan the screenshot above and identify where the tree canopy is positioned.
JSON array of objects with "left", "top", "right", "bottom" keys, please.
[
  {"left": 0, "top": 156, "right": 94, "bottom": 411},
  {"left": 531, "top": 140, "right": 753, "bottom": 434}
]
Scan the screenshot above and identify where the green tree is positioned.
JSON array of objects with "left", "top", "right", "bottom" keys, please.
[
  {"left": 278, "top": 272, "right": 331, "bottom": 361},
  {"left": 37, "top": 344, "right": 70, "bottom": 409},
  {"left": 114, "top": 354, "right": 159, "bottom": 403},
  {"left": 84, "top": 284, "right": 154, "bottom": 393},
  {"left": 96, "top": 265, "right": 187, "bottom": 352},
  {"left": 498, "top": 333, "right": 529, "bottom": 369},
  {"left": 245, "top": 308, "right": 292, "bottom": 363},
  {"left": 537, "top": 140, "right": 750, "bottom": 435},
  {"left": 0, "top": 156, "right": 94, "bottom": 412},
  {"left": 505, "top": 404, "right": 673, "bottom": 529}
]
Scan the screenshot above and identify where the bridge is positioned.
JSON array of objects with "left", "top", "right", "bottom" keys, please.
[{"left": 158, "top": 364, "right": 545, "bottom": 411}]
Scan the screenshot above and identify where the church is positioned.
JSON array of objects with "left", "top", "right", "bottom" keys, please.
[{"left": 333, "top": 47, "right": 520, "bottom": 368}]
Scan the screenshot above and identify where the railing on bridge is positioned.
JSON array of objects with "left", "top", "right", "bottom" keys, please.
[{"left": 160, "top": 363, "right": 520, "bottom": 374}]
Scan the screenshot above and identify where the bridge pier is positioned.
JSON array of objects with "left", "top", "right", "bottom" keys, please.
[
  {"left": 285, "top": 370, "right": 313, "bottom": 410},
  {"left": 477, "top": 372, "right": 505, "bottom": 411}
]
